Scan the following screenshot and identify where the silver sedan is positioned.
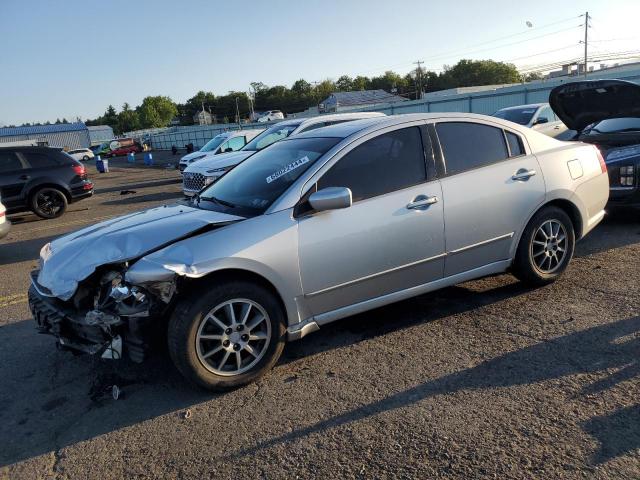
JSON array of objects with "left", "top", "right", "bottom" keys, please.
[{"left": 30, "top": 113, "right": 609, "bottom": 390}]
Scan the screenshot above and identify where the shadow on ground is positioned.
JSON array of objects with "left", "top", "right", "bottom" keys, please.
[
  {"left": 0, "top": 233, "right": 59, "bottom": 266},
  {"left": 236, "top": 315, "right": 640, "bottom": 465},
  {"left": 102, "top": 191, "right": 180, "bottom": 206}
]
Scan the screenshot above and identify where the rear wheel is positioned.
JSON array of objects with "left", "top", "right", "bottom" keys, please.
[
  {"left": 168, "top": 280, "right": 286, "bottom": 391},
  {"left": 31, "top": 187, "right": 68, "bottom": 219},
  {"left": 513, "top": 206, "right": 575, "bottom": 286},
  {"left": 82, "top": 155, "right": 89, "bottom": 161}
]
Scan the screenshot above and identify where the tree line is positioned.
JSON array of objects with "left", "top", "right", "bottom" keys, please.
[{"left": 15, "top": 59, "right": 541, "bottom": 135}]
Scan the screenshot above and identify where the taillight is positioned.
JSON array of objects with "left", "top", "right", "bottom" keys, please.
[
  {"left": 72, "top": 164, "right": 85, "bottom": 176},
  {"left": 594, "top": 146, "right": 607, "bottom": 173},
  {"left": 0, "top": 211, "right": 4, "bottom": 218}
]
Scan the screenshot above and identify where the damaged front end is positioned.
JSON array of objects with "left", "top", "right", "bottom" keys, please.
[{"left": 29, "top": 265, "right": 177, "bottom": 362}]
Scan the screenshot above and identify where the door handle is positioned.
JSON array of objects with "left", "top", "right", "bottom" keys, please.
[
  {"left": 406, "top": 195, "right": 438, "bottom": 210},
  {"left": 19, "top": 174, "right": 30, "bottom": 180},
  {"left": 512, "top": 169, "right": 536, "bottom": 181}
]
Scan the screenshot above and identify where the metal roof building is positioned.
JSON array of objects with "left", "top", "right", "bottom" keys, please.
[
  {"left": 0, "top": 123, "right": 90, "bottom": 149},
  {"left": 319, "top": 89, "right": 408, "bottom": 113},
  {"left": 87, "top": 125, "right": 115, "bottom": 145}
]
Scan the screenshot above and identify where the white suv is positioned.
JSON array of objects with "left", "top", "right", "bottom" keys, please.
[
  {"left": 178, "top": 130, "right": 263, "bottom": 173},
  {"left": 257, "top": 110, "right": 285, "bottom": 122},
  {"left": 182, "top": 112, "right": 385, "bottom": 196},
  {"left": 67, "top": 148, "right": 95, "bottom": 162}
]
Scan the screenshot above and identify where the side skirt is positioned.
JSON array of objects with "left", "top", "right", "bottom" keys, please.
[{"left": 287, "top": 259, "right": 512, "bottom": 341}]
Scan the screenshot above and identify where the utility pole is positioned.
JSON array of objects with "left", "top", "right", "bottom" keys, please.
[
  {"left": 584, "top": 11, "right": 589, "bottom": 78},
  {"left": 235, "top": 97, "right": 242, "bottom": 129},
  {"left": 413, "top": 61, "right": 424, "bottom": 99}
]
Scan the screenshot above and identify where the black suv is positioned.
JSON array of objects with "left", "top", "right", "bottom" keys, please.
[{"left": 0, "top": 147, "right": 94, "bottom": 219}]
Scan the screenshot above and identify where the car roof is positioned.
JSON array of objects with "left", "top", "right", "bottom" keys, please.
[
  {"left": 497, "top": 103, "right": 547, "bottom": 111},
  {"left": 0, "top": 146, "right": 61, "bottom": 151},
  {"left": 294, "top": 112, "right": 537, "bottom": 140}
]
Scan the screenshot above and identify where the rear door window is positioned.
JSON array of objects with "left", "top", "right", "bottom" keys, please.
[
  {"left": 0, "top": 151, "right": 24, "bottom": 173},
  {"left": 435, "top": 122, "right": 508, "bottom": 175},
  {"left": 19, "top": 151, "right": 60, "bottom": 169},
  {"left": 317, "top": 127, "right": 427, "bottom": 202}
]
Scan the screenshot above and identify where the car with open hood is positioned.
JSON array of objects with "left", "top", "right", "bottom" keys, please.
[
  {"left": 549, "top": 79, "right": 640, "bottom": 208},
  {"left": 178, "top": 129, "right": 264, "bottom": 173},
  {"left": 181, "top": 112, "right": 386, "bottom": 196},
  {"left": 29, "top": 113, "right": 608, "bottom": 390}
]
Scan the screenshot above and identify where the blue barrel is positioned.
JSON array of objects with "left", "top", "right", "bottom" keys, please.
[
  {"left": 144, "top": 152, "right": 153, "bottom": 166},
  {"left": 127, "top": 152, "right": 135, "bottom": 163},
  {"left": 96, "top": 157, "right": 109, "bottom": 173}
]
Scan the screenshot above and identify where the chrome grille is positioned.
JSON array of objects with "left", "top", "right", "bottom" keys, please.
[{"left": 183, "top": 172, "right": 206, "bottom": 192}]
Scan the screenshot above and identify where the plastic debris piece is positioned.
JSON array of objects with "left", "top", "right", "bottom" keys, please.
[{"left": 184, "top": 409, "right": 192, "bottom": 419}]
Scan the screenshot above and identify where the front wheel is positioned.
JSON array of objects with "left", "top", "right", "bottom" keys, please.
[
  {"left": 512, "top": 206, "right": 575, "bottom": 286},
  {"left": 31, "top": 187, "right": 68, "bottom": 219},
  {"left": 168, "top": 280, "right": 286, "bottom": 391},
  {"left": 82, "top": 155, "right": 90, "bottom": 161}
]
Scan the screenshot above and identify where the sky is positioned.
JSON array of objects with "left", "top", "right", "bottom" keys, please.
[{"left": 1, "top": 0, "right": 639, "bottom": 126}]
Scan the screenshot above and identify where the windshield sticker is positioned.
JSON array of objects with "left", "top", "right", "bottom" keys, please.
[{"left": 266, "top": 156, "right": 309, "bottom": 183}]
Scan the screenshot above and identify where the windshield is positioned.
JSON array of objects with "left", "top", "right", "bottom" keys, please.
[
  {"left": 242, "top": 124, "right": 299, "bottom": 151},
  {"left": 198, "top": 137, "right": 340, "bottom": 216},
  {"left": 200, "top": 135, "right": 228, "bottom": 152},
  {"left": 493, "top": 108, "right": 537, "bottom": 125},
  {"left": 586, "top": 117, "right": 640, "bottom": 134}
]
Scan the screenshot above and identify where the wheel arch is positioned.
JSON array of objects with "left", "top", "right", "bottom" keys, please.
[
  {"left": 27, "top": 182, "right": 72, "bottom": 203},
  {"left": 512, "top": 197, "right": 584, "bottom": 260},
  {"left": 182, "top": 268, "right": 291, "bottom": 326}
]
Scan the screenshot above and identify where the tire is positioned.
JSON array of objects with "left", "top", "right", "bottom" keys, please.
[
  {"left": 168, "top": 280, "right": 286, "bottom": 391},
  {"left": 30, "top": 187, "right": 68, "bottom": 219},
  {"left": 512, "top": 206, "right": 575, "bottom": 286},
  {"left": 82, "top": 155, "right": 89, "bottom": 161}
]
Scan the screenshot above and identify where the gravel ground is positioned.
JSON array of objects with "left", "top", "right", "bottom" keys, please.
[{"left": 0, "top": 162, "right": 638, "bottom": 479}]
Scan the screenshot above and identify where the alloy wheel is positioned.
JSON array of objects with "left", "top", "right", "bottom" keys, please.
[
  {"left": 36, "top": 190, "right": 65, "bottom": 217},
  {"left": 195, "top": 299, "right": 271, "bottom": 376},
  {"left": 530, "top": 219, "right": 568, "bottom": 274}
]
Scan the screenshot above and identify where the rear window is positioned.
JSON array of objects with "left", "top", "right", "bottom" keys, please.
[{"left": 493, "top": 108, "right": 537, "bottom": 125}]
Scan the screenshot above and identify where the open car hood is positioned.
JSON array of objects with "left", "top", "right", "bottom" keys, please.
[
  {"left": 37, "top": 204, "right": 243, "bottom": 300},
  {"left": 549, "top": 79, "right": 640, "bottom": 133}
]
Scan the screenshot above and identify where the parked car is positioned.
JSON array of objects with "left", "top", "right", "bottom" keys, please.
[
  {"left": 0, "top": 195, "right": 10, "bottom": 239},
  {"left": 90, "top": 143, "right": 111, "bottom": 156},
  {"left": 67, "top": 148, "right": 95, "bottom": 162},
  {"left": 257, "top": 110, "right": 285, "bottom": 123},
  {"left": 493, "top": 103, "right": 567, "bottom": 138},
  {"left": 109, "top": 144, "right": 141, "bottom": 157},
  {"left": 178, "top": 130, "right": 263, "bottom": 173},
  {"left": 29, "top": 113, "right": 608, "bottom": 390},
  {"left": 0, "top": 146, "right": 93, "bottom": 219},
  {"left": 182, "top": 112, "right": 386, "bottom": 196},
  {"left": 549, "top": 79, "right": 640, "bottom": 208}
]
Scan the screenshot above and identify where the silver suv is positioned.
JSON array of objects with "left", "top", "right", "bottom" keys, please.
[{"left": 29, "top": 113, "right": 609, "bottom": 390}]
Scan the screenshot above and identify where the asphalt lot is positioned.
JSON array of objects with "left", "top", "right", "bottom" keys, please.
[{"left": 0, "top": 156, "right": 639, "bottom": 479}]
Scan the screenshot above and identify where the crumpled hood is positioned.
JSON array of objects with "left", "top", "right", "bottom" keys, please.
[
  {"left": 37, "top": 204, "right": 243, "bottom": 300},
  {"left": 184, "top": 150, "right": 253, "bottom": 175},
  {"left": 549, "top": 79, "right": 640, "bottom": 133}
]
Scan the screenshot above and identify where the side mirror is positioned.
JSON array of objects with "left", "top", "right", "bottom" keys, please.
[
  {"left": 309, "top": 187, "right": 352, "bottom": 212},
  {"left": 225, "top": 147, "right": 233, "bottom": 153},
  {"left": 535, "top": 116, "right": 549, "bottom": 125}
]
